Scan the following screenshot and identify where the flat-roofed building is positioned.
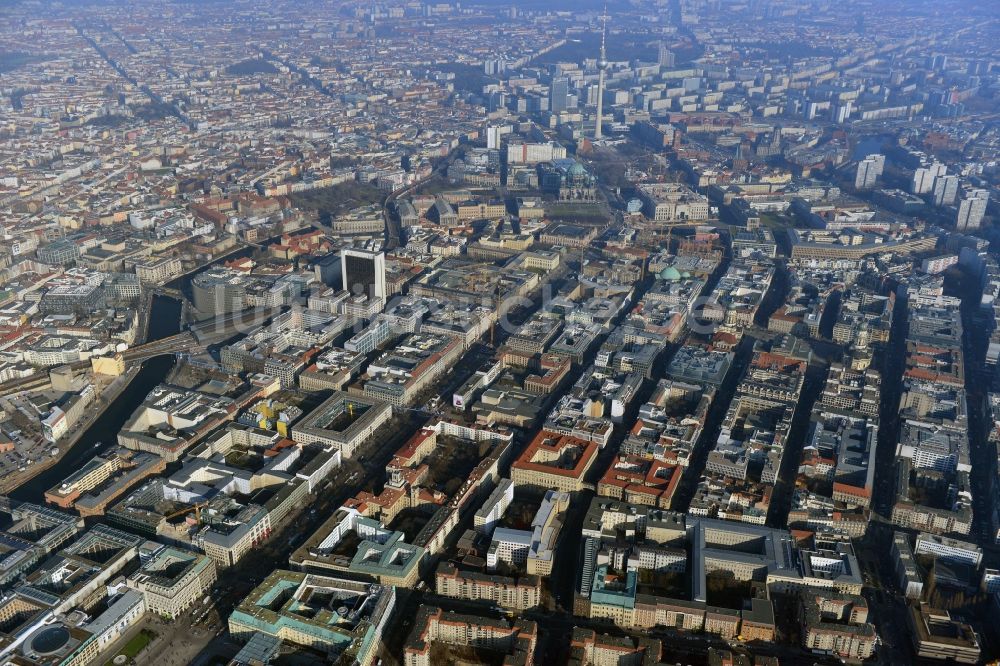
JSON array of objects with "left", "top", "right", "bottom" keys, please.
[
  {"left": 127, "top": 547, "right": 216, "bottom": 619},
  {"left": 914, "top": 533, "right": 983, "bottom": 568},
  {"left": 135, "top": 256, "right": 183, "bottom": 284},
  {"left": 229, "top": 570, "right": 395, "bottom": 666},
  {"left": 358, "top": 332, "right": 463, "bottom": 407},
  {"left": 506, "top": 141, "right": 566, "bottom": 165},
  {"left": 421, "top": 304, "right": 494, "bottom": 350},
  {"left": 44, "top": 448, "right": 166, "bottom": 514},
  {"left": 0, "top": 503, "right": 83, "bottom": 587},
  {"left": 117, "top": 384, "right": 238, "bottom": 461},
  {"left": 907, "top": 603, "right": 981, "bottom": 664},
  {"left": 892, "top": 532, "right": 924, "bottom": 600},
  {"left": 789, "top": 229, "right": 936, "bottom": 261},
  {"left": 799, "top": 412, "right": 877, "bottom": 510},
  {"left": 474, "top": 479, "right": 514, "bottom": 535},
  {"left": 506, "top": 313, "right": 563, "bottom": 355},
  {"left": 741, "top": 598, "right": 776, "bottom": 642},
  {"left": 292, "top": 392, "right": 392, "bottom": 458},
  {"left": 84, "top": 588, "right": 146, "bottom": 654},
  {"left": 289, "top": 509, "right": 426, "bottom": 588},
  {"left": 16, "top": 525, "right": 143, "bottom": 615},
  {"left": 298, "top": 347, "right": 366, "bottom": 391},
  {"left": 800, "top": 592, "right": 876, "bottom": 660},
  {"left": 39, "top": 283, "right": 104, "bottom": 315},
  {"left": 486, "top": 490, "right": 569, "bottom": 576},
  {"left": 341, "top": 248, "right": 387, "bottom": 302}
]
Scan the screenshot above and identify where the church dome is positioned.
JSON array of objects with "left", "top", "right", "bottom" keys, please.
[{"left": 658, "top": 266, "right": 681, "bottom": 281}]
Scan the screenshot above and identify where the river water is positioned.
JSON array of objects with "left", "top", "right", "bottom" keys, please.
[
  {"left": 853, "top": 134, "right": 894, "bottom": 161},
  {"left": 9, "top": 295, "right": 181, "bottom": 502},
  {"left": 10, "top": 231, "right": 297, "bottom": 503}
]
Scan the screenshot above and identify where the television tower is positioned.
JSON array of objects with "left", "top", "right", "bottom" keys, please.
[{"left": 594, "top": 5, "right": 609, "bottom": 140}]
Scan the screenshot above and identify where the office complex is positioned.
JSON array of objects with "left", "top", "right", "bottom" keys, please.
[
  {"left": 229, "top": 570, "right": 395, "bottom": 665},
  {"left": 341, "top": 248, "right": 387, "bottom": 303},
  {"left": 549, "top": 77, "right": 569, "bottom": 114}
]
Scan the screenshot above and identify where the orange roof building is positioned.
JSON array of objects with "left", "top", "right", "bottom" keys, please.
[{"left": 511, "top": 431, "right": 599, "bottom": 493}]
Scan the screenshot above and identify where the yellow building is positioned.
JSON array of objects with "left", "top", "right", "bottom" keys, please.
[
  {"left": 92, "top": 353, "right": 125, "bottom": 377},
  {"left": 456, "top": 201, "right": 507, "bottom": 221}
]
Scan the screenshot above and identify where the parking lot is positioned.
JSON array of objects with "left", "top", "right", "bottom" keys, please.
[{"left": 0, "top": 394, "right": 57, "bottom": 490}]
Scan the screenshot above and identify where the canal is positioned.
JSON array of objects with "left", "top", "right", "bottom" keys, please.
[
  {"left": 9, "top": 295, "right": 182, "bottom": 502},
  {"left": 10, "top": 229, "right": 307, "bottom": 503}
]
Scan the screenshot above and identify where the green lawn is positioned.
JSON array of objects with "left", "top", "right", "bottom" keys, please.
[
  {"left": 546, "top": 201, "right": 609, "bottom": 222},
  {"left": 758, "top": 212, "right": 796, "bottom": 230},
  {"left": 414, "top": 176, "right": 458, "bottom": 196},
  {"left": 105, "top": 629, "right": 156, "bottom": 665},
  {"left": 288, "top": 182, "right": 385, "bottom": 221}
]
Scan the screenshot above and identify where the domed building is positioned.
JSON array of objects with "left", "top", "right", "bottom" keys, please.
[
  {"left": 658, "top": 266, "right": 682, "bottom": 282},
  {"left": 539, "top": 158, "right": 598, "bottom": 201}
]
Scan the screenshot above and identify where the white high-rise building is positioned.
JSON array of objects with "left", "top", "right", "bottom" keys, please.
[
  {"left": 831, "top": 101, "right": 853, "bottom": 124},
  {"left": 911, "top": 167, "right": 933, "bottom": 194},
  {"left": 912, "top": 162, "right": 946, "bottom": 195},
  {"left": 956, "top": 189, "right": 989, "bottom": 231},
  {"left": 854, "top": 154, "right": 885, "bottom": 190},
  {"left": 483, "top": 59, "right": 506, "bottom": 75},
  {"left": 486, "top": 125, "right": 502, "bottom": 150},
  {"left": 341, "top": 248, "right": 387, "bottom": 303},
  {"left": 933, "top": 175, "right": 959, "bottom": 207},
  {"left": 658, "top": 42, "right": 675, "bottom": 68},
  {"left": 549, "top": 77, "right": 568, "bottom": 114}
]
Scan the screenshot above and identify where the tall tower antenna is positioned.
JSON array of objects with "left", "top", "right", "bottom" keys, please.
[{"left": 595, "top": 4, "right": 609, "bottom": 140}]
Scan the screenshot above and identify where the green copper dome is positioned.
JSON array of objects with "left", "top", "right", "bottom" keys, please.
[{"left": 658, "top": 266, "right": 681, "bottom": 281}]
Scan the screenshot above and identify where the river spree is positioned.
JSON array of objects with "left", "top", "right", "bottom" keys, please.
[{"left": 9, "top": 296, "right": 181, "bottom": 502}]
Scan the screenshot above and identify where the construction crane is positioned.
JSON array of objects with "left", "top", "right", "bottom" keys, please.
[
  {"left": 489, "top": 284, "right": 502, "bottom": 348},
  {"left": 164, "top": 502, "right": 207, "bottom": 523}
]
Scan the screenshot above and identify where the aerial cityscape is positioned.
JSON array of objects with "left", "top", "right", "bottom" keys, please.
[{"left": 0, "top": 0, "right": 998, "bottom": 664}]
